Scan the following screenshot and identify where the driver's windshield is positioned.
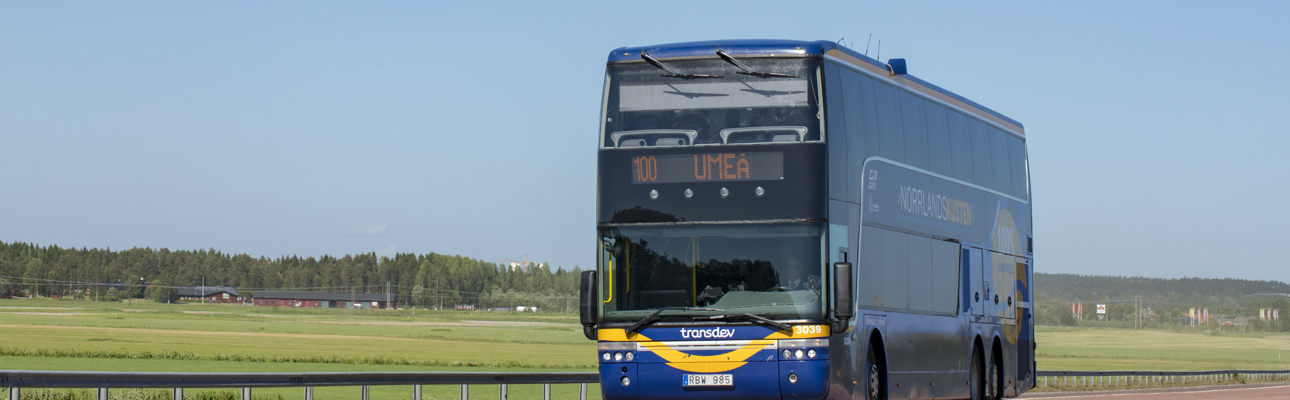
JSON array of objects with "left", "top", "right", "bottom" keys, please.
[
  {"left": 602, "top": 58, "right": 821, "bottom": 148},
  {"left": 598, "top": 223, "right": 827, "bottom": 323}
]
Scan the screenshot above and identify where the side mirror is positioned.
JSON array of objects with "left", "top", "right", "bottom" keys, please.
[
  {"left": 579, "top": 270, "right": 598, "bottom": 340},
  {"left": 833, "top": 262, "right": 853, "bottom": 329}
]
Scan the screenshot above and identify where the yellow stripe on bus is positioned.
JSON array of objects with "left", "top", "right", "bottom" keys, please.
[
  {"left": 598, "top": 325, "right": 829, "bottom": 373},
  {"left": 598, "top": 325, "right": 828, "bottom": 341}
]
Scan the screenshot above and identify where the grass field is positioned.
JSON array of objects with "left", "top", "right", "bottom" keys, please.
[
  {"left": 1035, "top": 326, "right": 1290, "bottom": 371},
  {"left": 0, "top": 298, "right": 596, "bottom": 400},
  {"left": 4, "top": 298, "right": 1290, "bottom": 398}
]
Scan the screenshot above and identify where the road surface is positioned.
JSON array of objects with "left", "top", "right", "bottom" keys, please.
[{"left": 1021, "top": 383, "right": 1290, "bottom": 399}]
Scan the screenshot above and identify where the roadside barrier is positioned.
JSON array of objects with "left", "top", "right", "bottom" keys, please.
[
  {"left": 5, "top": 369, "right": 1290, "bottom": 399},
  {"left": 0, "top": 370, "right": 597, "bottom": 400},
  {"left": 1037, "top": 370, "right": 1290, "bottom": 389}
]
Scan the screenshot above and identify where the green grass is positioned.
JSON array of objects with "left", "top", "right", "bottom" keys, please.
[
  {"left": 11, "top": 298, "right": 1290, "bottom": 397},
  {"left": 0, "top": 299, "right": 595, "bottom": 369},
  {"left": 1035, "top": 325, "right": 1290, "bottom": 371},
  {"left": 0, "top": 356, "right": 597, "bottom": 400},
  {"left": 0, "top": 298, "right": 598, "bottom": 400}
]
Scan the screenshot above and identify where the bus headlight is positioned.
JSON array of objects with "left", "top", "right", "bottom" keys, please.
[
  {"left": 782, "top": 349, "right": 792, "bottom": 359},
  {"left": 614, "top": 352, "right": 623, "bottom": 361},
  {"left": 602, "top": 352, "right": 611, "bottom": 361},
  {"left": 624, "top": 352, "right": 634, "bottom": 361},
  {"left": 621, "top": 376, "right": 631, "bottom": 386},
  {"left": 807, "top": 349, "right": 817, "bottom": 358},
  {"left": 794, "top": 349, "right": 804, "bottom": 359}
]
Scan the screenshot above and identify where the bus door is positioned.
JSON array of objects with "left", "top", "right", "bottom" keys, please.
[
  {"left": 967, "top": 247, "right": 985, "bottom": 317},
  {"left": 1016, "top": 257, "right": 1034, "bottom": 386}
]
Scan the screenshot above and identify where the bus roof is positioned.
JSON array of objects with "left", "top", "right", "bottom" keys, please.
[{"left": 608, "top": 40, "right": 1024, "bottom": 135}]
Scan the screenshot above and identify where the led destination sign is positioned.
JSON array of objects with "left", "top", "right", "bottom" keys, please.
[{"left": 632, "top": 152, "right": 783, "bottom": 184}]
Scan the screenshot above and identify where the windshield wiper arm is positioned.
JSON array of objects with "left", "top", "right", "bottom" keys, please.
[
  {"left": 641, "top": 51, "right": 723, "bottom": 80},
  {"left": 694, "top": 313, "right": 793, "bottom": 332},
  {"left": 627, "top": 307, "right": 724, "bottom": 334},
  {"left": 716, "top": 49, "right": 800, "bottom": 78}
]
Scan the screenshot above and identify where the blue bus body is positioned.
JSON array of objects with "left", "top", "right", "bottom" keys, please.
[{"left": 589, "top": 40, "right": 1032, "bottom": 400}]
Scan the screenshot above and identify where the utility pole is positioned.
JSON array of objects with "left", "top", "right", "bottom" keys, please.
[
  {"left": 386, "top": 280, "right": 391, "bottom": 310},
  {"left": 1134, "top": 296, "right": 1141, "bottom": 329}
]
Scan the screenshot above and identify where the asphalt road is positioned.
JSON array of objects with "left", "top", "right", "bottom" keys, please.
[{"left": 1020, "top": 383, "right": 1290, "bottom": 399}]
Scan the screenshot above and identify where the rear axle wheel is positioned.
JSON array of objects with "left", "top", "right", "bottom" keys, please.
[{"left": 970, "top": 345, "right": 985, "bottom": 400}]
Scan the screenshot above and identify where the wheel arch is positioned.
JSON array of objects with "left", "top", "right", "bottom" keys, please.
[
  {"left": 869, "top": 328, "right": 888, "bottom": 362},
  {"left": 991, "top": 334, "right": 1004, "bottom": 368},
  {"left": 866, "top": 328, "right": 889, "bottom": 399}
]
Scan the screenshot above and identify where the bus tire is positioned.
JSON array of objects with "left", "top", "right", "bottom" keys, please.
[
  {"left": 989, "top": 342, "right": 1004, "bottom": 400},
  {"left": 864, "top": 338, "right": 886, "bottom": 400},
  {"left": 970, "top": 344, "right": 986, "bottom": 400}
]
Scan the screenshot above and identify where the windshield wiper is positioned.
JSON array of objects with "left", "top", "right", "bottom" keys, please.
[
  {"left": 627, "top": 307, "right": 724, "bottom": 334},
  {"left": 694, "top": 313, "right": 793, "bottom": 332},
  {"left": 641, "top": 51, "right": 723, "bottom": 80},
  {"left": 716, "top": 49, "right": 800, "bottom": 78}
]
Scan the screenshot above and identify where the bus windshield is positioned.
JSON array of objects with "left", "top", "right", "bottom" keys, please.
[
  {"left": 598, "top": 223, "right": 826, "bottom": 323},
  {"left": 603, "top": 58, "right": 821, "bottom": 148}
]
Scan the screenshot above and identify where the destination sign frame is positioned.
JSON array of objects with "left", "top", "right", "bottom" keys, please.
[{"left": 631, "top": 152, "right": 784, "bottom": 184}]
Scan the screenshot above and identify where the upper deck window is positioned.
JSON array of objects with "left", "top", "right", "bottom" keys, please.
[{"left": 602, "top": 58, "right": 822, "bottom": 148}]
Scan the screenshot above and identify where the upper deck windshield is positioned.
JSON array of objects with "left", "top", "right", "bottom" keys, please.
[
  {"left": 603, "top": 57, "right": 821, "bottom": 148},
  {"left": 598, "top": 223, "right": 826, "bottom": 323}
]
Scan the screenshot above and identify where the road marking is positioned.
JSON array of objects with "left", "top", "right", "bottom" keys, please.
[{"left": 1034, "top": 384, "right": 1290, "bottom": 398}]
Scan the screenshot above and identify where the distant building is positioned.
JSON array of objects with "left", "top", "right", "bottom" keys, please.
[
  {"left": 253, "top": 291, "right": 395, "bottom": 309},
  {"left": 177, "top": 286, "right": 240, "bottom": 303},
  {"left": 100, "top": 282, "right": 148, "bottom": 298}
]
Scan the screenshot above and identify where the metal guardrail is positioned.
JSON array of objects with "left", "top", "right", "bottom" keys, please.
[
  {"left": 5, "top": 369, "right": 1290, "bottom": 398},
  {"left": 0, "top": 371, "right": 599, "bottom": 400},
  {"left": 1036, "top": 369, "right": 1290, "bottom": 388}
]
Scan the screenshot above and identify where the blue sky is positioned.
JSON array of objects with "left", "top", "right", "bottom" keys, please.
[{"left": 2, "top": 1, "right": 1287, "bottom": 282}]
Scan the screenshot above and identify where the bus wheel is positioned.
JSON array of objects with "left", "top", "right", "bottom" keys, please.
[
  {"left": 865, "top": 342, "right": 885, "bottom": 400},
  {"left": 970, "top": 345, "right": 985, "bottom": 400},
  {"left": 988, "top": 352, "right": 1004, "bottom": 400}
]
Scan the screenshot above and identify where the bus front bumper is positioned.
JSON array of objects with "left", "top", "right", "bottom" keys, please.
[{"left": 599, "top": 360, "right": 828, "bottom": 400}]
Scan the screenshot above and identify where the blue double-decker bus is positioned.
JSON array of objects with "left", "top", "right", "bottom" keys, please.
[{"left": 579, "top": 39, "right": 1033, "bottom": 400}]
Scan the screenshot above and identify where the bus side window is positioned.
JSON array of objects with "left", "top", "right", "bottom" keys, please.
[
  {"left": 930, "top": 239, "right": 959, "bottom": 315},
  {"left": 873, "top": 82, "right": 905, "bottom": 163},
  {"left": 924, "top": 100, "right": 953, "bottom": 177},
  {"left": 841, "top": 68, "right": 878, "bottom": 202},
  {"left": 858, "top": 226, "right": 885, "bottom": 308},
  {"left": 880, "top": 228, "right": 909, "bottom": 309},
  {"left": 907, "top": 235, "right": 933, "bottom": 312},
  {"left": 1007, "top": 135, "right": 1028, "bottom": 200},
  {"left": 947, "top": 111, "right": 973, "bottom": 183},
  {"left": 967, "top": 119, "right": 992, "bottom": 188},
  {"left": 987, "top": 127, "right": 1012, "bottom": 195},
  {"left": 824, "top": 63, "right": 849, "bottom": 202},
  {"left": 899, "top": 91, "right": 930, "bottom": 171}
]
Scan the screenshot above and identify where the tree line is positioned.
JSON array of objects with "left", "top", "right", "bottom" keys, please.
[
  {"left": 1032, "top": 272, "right": 1290, "bottom": 331},
  {"left": 8, "top": 239, "right": 1288, "bottom": 325},
  {"left": 0, "top": 241, "right": 583, "bottom": 312}
]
